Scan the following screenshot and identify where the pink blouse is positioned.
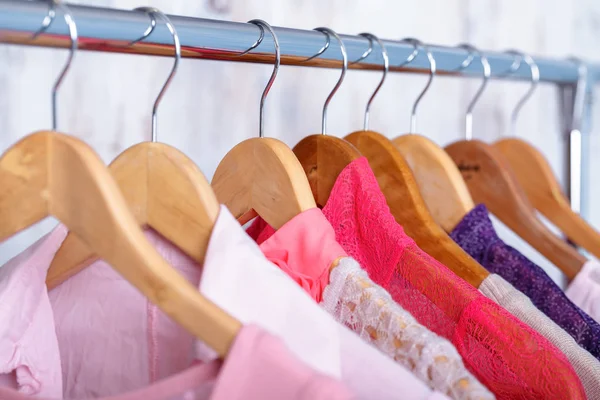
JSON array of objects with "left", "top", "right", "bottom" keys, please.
[
  {"left": 0, "top": 206, "right": 354, "bottom": 399},
  {"left": 0, "top": 324, "right": 354, "bottom": 400},
  {"left": 257, "top": 207, "right": 347, "bottom": 301}
]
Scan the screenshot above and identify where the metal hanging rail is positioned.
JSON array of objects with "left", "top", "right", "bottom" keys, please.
[
  {"left": 0, "top": 0, "right": 595, "bottom": 222},
  {"left": 0, "top": 0, "right": 597, "bottom": 85}
]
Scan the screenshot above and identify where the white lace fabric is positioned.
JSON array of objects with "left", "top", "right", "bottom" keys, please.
[{"left": 321, "top": 258, "right": 494, "bottom": 400}]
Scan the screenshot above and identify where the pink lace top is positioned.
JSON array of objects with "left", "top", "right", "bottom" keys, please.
[
  {"left": 248, "top": 157, "right": 585, "bottom": 400},
  {"left": 248, "top": 209, "right": 493, "bottom": 399}
]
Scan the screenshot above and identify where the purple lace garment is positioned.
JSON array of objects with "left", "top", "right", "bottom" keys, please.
[{"left": 450, "top": 204, "right": 600, "bottom": 361}]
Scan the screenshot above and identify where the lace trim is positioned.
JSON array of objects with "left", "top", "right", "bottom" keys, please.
[{"left": 321, "top": 258, "right": 495, "bottom": 400}]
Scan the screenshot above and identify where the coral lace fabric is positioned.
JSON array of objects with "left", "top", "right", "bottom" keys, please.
[
  {"left": 450, "top": 204, "right": 600, "bottom": 361},
  {"left": 314, "top": 158, "right": 583, "bottom": 400}
]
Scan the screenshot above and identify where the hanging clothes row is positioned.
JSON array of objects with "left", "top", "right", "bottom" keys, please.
[{"left": 0, "top": 2, "right": 599, "bottom": 400}]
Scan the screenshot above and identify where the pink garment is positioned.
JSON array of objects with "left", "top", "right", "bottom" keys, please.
[
  {"left": 246, "top": 207, "right": 493, "bottom": 399},
  {"left": 248, "top": 157, "right": 586, "bottom": 400},
  {"left": 566, "top": 260, "right": 600, "bottom": 323},
  {"left": 0, "top": 229, "right": 64, "bottom": 397},
  {"left": 0, "top": 206, "right": 354, "bottom": 399},
  {"left": 199, "top": 206, "right": 450, "bottom": 400},
  {"left": 258, "top": 208, "right": 347, "bottom": 301},
  {"left": 0, "top": 324, "right": 354, "bottom": 400},
  {"left": 49, "top": 226, "right": 203, "bottom": 398}
]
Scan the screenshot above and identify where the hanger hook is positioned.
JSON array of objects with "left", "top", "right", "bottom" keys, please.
[
  {"left": 47, "top": 1, "right": 77, "bottom": 131},
  {"left": 568, "top": 57, "right": 588, "bottom": 133},
  {"left": 504, "top": 50, "right": 539, "bottom": 136},
  {"left": 130, "top": 7, "right": 180, "bottom": 143},
  {"left": 349, "top": 34, "right": 373, "bottom": 66},
  {"left": 397, "top": 38, "right": 435, "bottom": 133},
  {"left": 31, "top": 0, "right": 57, "bottom": 40},
  {"left": 247, "top": 20, "right": 280, "bottom": 138},
  {"left": 454, "top": 44, "right": 491, "bottom": 140},
  {"left": 354, "top": 33, "right": 388, "bottom": 131},
  {"left": 312, "top": 27, "right": 348, "bottom": 135}
]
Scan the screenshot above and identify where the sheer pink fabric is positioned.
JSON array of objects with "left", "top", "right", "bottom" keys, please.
[{"left": 248, "top": 157, "right": 585, "bottom": 400}]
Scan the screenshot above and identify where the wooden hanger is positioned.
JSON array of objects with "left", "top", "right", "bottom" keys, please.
[
  {"left": 0, "top": 131, "right": 240, "bottom": 357},
  {"left": 389, "top": 41, "right": 474, "bottom": 232},
  {"left": 212, "top": 20, "right": 317, "bottom": 228},
  {"left": 47, "top": 10, "right": 220, "bottom": 279},
  {"left": 492, "top": 53, "right": 600, "bottom": 259},
  {"left": 445, "top": 47, "right": 584, "bottom": 279},
  {"left": 292, "top": 28, "right": 362, "bottom": 207},
  {"left": 393, "top": 134, "right": 474, "bottom": 232},
  {"left": 212, "top": 137, "right": 317, "bottom": 228},
  {"left": 47, "top": 142, "right": 220, "bottom": 285},
  {"left": 347, "top": 130, "right": 489, "bottom": 287},
  {"left": 446, "top": 139, "right": 586, "bottom": 279},
  {"left": 23, "top": 7, "right": 238, "bottom": 357},
  {"left": 495, "top": 138, "right": 600, "bottom": 259},
  {"left": 293, "top": 134, "right": 360, "bottom": 207},
  {"left": 342, "top": 36, "right": 487, "bottom": 287}
]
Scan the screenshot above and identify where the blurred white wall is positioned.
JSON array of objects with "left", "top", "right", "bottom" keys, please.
[{"left": 1, "top": 0, "right": 599, "bottom": 286}]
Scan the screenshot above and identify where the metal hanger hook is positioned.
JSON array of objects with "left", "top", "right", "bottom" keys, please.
[
  {"left": 131, "top": 7, "right": 180, "bottom": 143},
  {"left": 398, "top": 38, "right": 436, "bottom": 133},
  {"left": 247, "top": 20, "right": 280, "bottom": 139},
  {"left": 454, "top": 44, "right": 491, "bottom": 140},
  {"left": 48, "top": 1, "right": 77, "bottom": 131},
  {"left": 313, "top": 27, "right": 348, "bottom": 135},
  {"left": 31, "top": 0, "right": 57, "bottom": 40},
  {"left": 568, "top": 57, "right": 588, "bottom": 134},
  {"left": 504, "top": 50, "right": 539, "bottom": 136},
  {"left": 356, "top": 33, "right": 388, "bottom": 131}
]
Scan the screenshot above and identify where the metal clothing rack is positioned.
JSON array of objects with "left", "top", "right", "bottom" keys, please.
[{"left": 0, "top": 0, "right": 596, "bottom": 217}]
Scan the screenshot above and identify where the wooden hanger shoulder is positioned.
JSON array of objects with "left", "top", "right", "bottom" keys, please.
[
  {"left": 495, "top": 137, "right": 600, "bottom": 260},
  {"left": 212, "top": 137, "right": 316, "bottom": 229},
  {"left": 47, "top": 142, "right": 220, "bottom": 284},
  {"left": 345, "top": 130, "right": 489, "bottom": 288},
  {"left": 293, "top": 134, "right": 361, "bottom": 207},
  {"left": 393, "top": 134, "right": 474, "bottom": 232},
  {"left": 445, "top": 139, "right": 586, "bottom": 279},
  {"left": 0, "top": 131, "right": 240, "bottom": 357}
]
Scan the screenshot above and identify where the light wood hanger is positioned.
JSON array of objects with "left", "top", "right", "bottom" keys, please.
[
  {"left": 1, "top": 131, "right": 240, "bottom": 356},
  {"left": 394, "top": 135, "right": 474, "bottom": 232},
  {"left": 392, "top": 41, "right": 474, "bottom": 232},
  {"left": 494, "top": 53, "right": 600, "bottom": 259},
  {"left": 48, "top": 9, "right": 219, "bottom": 280},
  {"left": 211, "top": 20, "right": 317, "bottom": 228},
  {"left": 292, "top": 28, "right": 362, "bottom": 207},
  {"left": 495, "top": 138, "right": 600, "bottom": 259},
  {"left": 18, "top": 6, "right": 240, "bottom": 357},
  {"left": 345, "top": 36, "right": 488, "bottom": 288},
  {"left": 445, "top": 46, "right": 585, "bottom": 279}
]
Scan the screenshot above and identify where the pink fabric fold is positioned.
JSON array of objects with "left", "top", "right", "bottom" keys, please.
[{"left": 252, "top": 208, "right": 347, "bottom": 302}]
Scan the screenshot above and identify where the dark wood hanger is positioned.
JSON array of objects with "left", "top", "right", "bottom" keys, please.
[
  {"left": 345, "top": 130, "right": 489, "bottom": 287},
  {"left": 293, "top": 134, "right": 361, "bottom": 207},
  {"left": 445, "top": 139, "right": 586, "bottom": 279}
]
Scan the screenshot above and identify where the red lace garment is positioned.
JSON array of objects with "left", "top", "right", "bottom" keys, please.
[{"left": 248, "top": 157, "right": 585, "bottom": 400}]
